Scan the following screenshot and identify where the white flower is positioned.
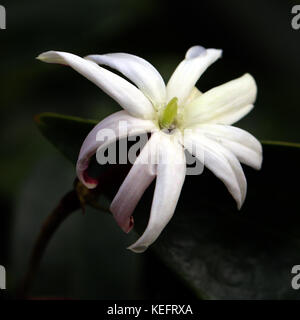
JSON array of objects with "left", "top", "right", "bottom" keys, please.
[{"left": 37, "top": 46, "right": 262, "bottom": 253}]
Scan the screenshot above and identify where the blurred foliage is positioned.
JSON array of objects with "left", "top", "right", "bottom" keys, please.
[{"left": 1, "top": 0, "right": 300, "bottom": 299}]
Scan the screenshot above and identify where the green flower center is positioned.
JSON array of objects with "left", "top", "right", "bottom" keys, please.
[{"left": 159, "top": 97, "right": 178, "bottom": 130}]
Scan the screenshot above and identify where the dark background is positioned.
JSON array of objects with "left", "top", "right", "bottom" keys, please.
[{"left": 0, "top": 0, "right": 299, "bottom": 299}]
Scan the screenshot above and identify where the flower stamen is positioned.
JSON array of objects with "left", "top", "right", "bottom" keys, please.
[{"left": 159, "top": 97, "right": 178, "bottom": 130}]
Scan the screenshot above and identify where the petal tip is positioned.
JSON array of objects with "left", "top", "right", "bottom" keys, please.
[
  {"left": 254, "top": 156, "right": 263, "bottom": 170},
  {"left": 80, "top": 170, "right": 99, "bottom": 189},
  {"left": 208, "top": 48, "right": 223, "bottom": 59},
  {"left": 127, "top": 244, "right": 148, "bottom": 253},
  {"left": 121, "top": 216, "right": 134, "bottom": 234},
  {"left": 185, "top": 46, "right": 223, "bottom": 61},
  {"left": 110, "top": 203, "right": 135, "bottom": 234},
  {"left": 243, "top": 73, "right": 257, "bottom": 92},
  {"left": 185, "top": 46, "right": 207, "bottom": 59},
  {"left": 36, "top": 53, "right": 47, "bottom": 61},
  {"left": 257, "top": 161, "right": 263, "bottom": 170},
  {"left": 237, "top": 194, "right": 246, "bottom": 210},
  {"left": 36, "top": 51, "right": 67, "bottom": 65}
]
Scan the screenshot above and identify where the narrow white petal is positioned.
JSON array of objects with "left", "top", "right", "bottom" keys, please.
[
  {"left": 128, "top": 132, "right": 186, "bottom": 253},
  {"left": 110, "top": 132, "right": 161, "bottom": 233},
  {"left": 85, "top": 53, "right": 166, "bottom": 107},
  {"left": 183, "top": 131, "right": 247, "bottom": 208},
  {"left": 184, "top": 73, "right": 257, "bottom": 126},
  {"left": 194, "top": 124, "right": 262, "bottom": 170},
  {"left": 167, "top": 46, "right": 222, "bottom": 105},
  {"left": 76, "top": 111, "right": 156, "bottom": 189},
  {"left": 37, "top": 51, "right": 155, "bottom": 119}
]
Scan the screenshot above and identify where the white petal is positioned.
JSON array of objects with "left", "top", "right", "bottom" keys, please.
[
  {"left": 128, "top": 132, "right": 186, "bottom": 253},
  {"left": 37, "top": 51, "right": 155, "bottom": 119},
  {"left": 183, "top": 131, "right": 247, "bottom": 209},
  {"left": 76, "top": 111, "right": 156, "bottom": 189},
  {"left": 184, "top": 73, "right": 257, "bottom": 126},
  {"left": 85, "top": 53, "right": 166, "bottom": 107},
  {"left": 194, "top": 124, "right": 262, "bottom": 170},
  {"left": 184, "top": 87, "right": 202, "bottom": 106},
  {"left": 110, "top": 132, "right": 161, "bottom": 233},
  {"left": 167, "top": 46, "right": 222, "bottom": 105}
]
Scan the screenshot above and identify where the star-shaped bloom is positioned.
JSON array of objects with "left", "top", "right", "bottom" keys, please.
[{"left": 38, "top": 46, "right": 262, "bottom": 253}]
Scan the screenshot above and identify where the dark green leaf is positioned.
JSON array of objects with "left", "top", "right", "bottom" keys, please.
[
  {"left": 136, "top": 141, "right": 300, "bottom": 299},
  {"left": 34, "top": 112, "right": 97, "bottom": 164},
  {"left": 35, "top": 112, "right": 300, "bottom": 299}
]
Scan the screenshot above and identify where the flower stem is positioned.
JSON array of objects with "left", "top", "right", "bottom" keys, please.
[{"left": 16, "top": 189, "right": 81, "bottom": 299}]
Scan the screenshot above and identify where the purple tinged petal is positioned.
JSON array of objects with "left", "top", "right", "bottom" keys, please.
[
  {"left": 76, "top": 111, "right": 156, "bottom": 189},
  {"left": 127, "top": 132, "right": 186, "bottom": 253},
  {"left": 110, "top": 132, "right": 161, "bottom": 233}
]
